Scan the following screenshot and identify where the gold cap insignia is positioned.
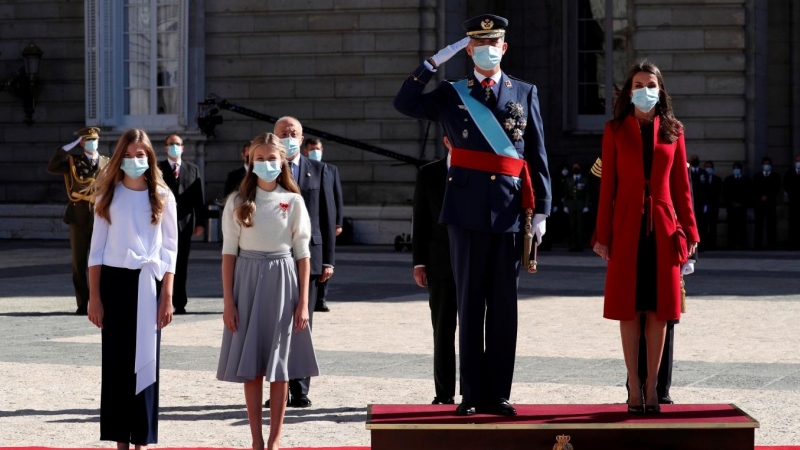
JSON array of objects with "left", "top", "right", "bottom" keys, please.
[
  {"left": 76, "top": 127, "right": 101, "bottom": 140},
  {"left": 552, "top": 434, "right": 574, "bottom": 450},
  {"left": 481, "top": 19, "right": 494, "bottom": 30}
]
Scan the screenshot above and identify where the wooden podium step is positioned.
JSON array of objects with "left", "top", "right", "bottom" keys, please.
[{"left": 366, "top": 404, "right": 759, "bottom": 450}]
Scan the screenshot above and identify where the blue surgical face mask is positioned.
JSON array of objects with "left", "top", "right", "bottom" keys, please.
[
  {"left": 471, "top": 45, "right": 503, "bottom": 71},
  {"left": 705, "top": 167, "right": 714, "bottom": 175},
  {"left": 84, "top": 139, "right": 98, "bottom": 153},
  {"left": 308, "top": 150, "right": 322, "bottom": 161},
  {"left": 121, "top": 157, "right": 149, "bottom": 179},
  {"left": 631, "top": 87, "right": 659, "bottom": 113},
  {"left": 252, "top": 160, "right": 282, "bottom": 182},
  {"left": 281, "top": 137, "right": 301, "bottom": 158},
  {"left": 795, "top": 162, "right": 800, "bottom": 170},
  {"left": 167, "top": 144, "right": 183, "bottom": 159},
  {"left": 763, "top": 164, "right": 772, "bottom": 173},
  {"left": 733, "top": 168, "right": 742, "bottom": 176}
]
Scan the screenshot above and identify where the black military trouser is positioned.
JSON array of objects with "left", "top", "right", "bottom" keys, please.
[
  {"left": 567, "top": 203, "right": 586, "bottom": 249},
  {"left": 69, "top": 223, "right": 92, "bottom": 310},
  {"left": 754, "top": 205, "right": 777, "bottom": 249},
  {"left": 727, "top": 206, "right": 748, "bottom": 249},
  {"left": 428, "top": 274, "right": 458, "bottom": 400},
  {"left": 789, "top": 203, "right": 800, "bottom": 250},
  {"left": 289, "top": 273, "right": 320, "bottom": 398},
  {"left": 172, "top": 225, "right": 194, "bottom": 311}
]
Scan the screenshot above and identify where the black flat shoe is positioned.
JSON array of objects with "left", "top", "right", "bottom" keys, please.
[
  {"left": 432, "top": 397, "right": 455, "bottom": 405},
  {"left": 75, "top": 307, "right": 88, "bottom": 316},
  {"left": 289, "top": 394, "right": 312, "bottom": 408},
  {"left": 479, "top": 399, "right": 517, "bottom": 416},
  {"left": 659, "top": 395, "right": 674, "bottom": 405},
  {"left": 314, "top": 302, "right": 330, "bottom": 312},
  {"left": 455, "top": 402, "right": 476, "bottom": 416},
  {"left": 264, "top": 396, "right": 290, "bottom": 409},
  {"left": 174, "top": 307, "right": 187, "bottom": 315}
]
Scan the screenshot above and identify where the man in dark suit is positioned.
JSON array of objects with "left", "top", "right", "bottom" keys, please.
[
  {"left": 223, "top": 142, "right": 250, "bottom": 197},
  {"left": 413, "top": 136, "right": 458, "bottom": 405},
  {"left": 753, "top": 156, "right": 781, "bottom": 250},
  {"left": 273, "top": 117, "right": 336, "bottom": 408},
  {"left": 563, "top": 163, "right": 592, "bottom": 251},
  {"left": 394, "top": 14, "right": 552, "bottom": 417},
  {"left": 723, "top": 162, "right": 751, "bottom": 249},
  {"left": 688, "top": 155, "right": 705, "bottom": 217},
  {"left": 47, "top": 127, "right": 108, "bottom": 314},
  {"left": 302, "top": 137, "right": 344, "bottom": 313},
  {"left": 158, "top": 134, "right": 206, "bottom": 314},
  {"left": 698, "top": 161, "right": 722, "bottom": 250},
  {"left": 784, "top": 155, "right": 800, "bottom": 250}
]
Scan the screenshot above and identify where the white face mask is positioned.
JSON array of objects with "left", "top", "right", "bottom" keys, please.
[{"left": 281, "top": 137, "right": 301, "bottom": 157}]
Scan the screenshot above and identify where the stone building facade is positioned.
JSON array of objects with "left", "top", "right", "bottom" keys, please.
[{"left": 0, "top": 0, "right": 798, "bottom": 243}]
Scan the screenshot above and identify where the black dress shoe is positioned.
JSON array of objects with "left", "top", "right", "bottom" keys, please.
[
  {"left": 479, "top": 399, "right": 517, "bottom": 416},
  {"left": 431, "top": 397, "right": 455, "bottom": 405},
  {"left": 455, "top": 402, "right": 476, "bottom": 416},
  {"left": 174, "top": 307, "right": 187, "bottom": 315},
  {"left": 289, "top": 394, "right": 312, "bottom": 408},
  {"left": 659, "top": 395, "right": 674, "bottom": 405},
  {"left": 75, "top": 306, "right": 88, "bottom": 315},
  {"left": 314, "top": 302, "right": 330, "bottom": 312}
]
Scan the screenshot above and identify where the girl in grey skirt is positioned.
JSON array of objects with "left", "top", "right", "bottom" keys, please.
[{"left": 217, "top": 132, "right": 319, "bottom": 450}]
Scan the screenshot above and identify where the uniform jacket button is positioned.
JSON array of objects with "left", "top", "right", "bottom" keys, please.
[
  {"left": 490, "top": 175, "right": 496, "bottom": 180},
  {"left": 448, "top": 177, "right": 453, "bottom": 182}
]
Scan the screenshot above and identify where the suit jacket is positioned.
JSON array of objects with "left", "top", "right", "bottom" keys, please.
[
  {"left": 700, "top": 173, "right": 722, "bottom": 212},
  {"left": 47, "top": 147, "right": 107, "bottom": 226},
  {"left": 394, "top": 65, "right": 552, "bottom": 233},
  {"left": 596, "top": 115, "right": 699, "bottom": 322},
  {"left": 723, "top": 175, "right": 752, "bottom": 208},
  {"left": 325, "top": 163, "right": 344, "bottom": 226},
  {"left": 563, "top": 175, "right": 592, "bottom": 209},
  {"left": 412, "top": 159, "right": 453, "bottom": 279},
  {"left": 752, "top": 171, "right": 781, "bottom": 207},
  {"left": 224, "top": 166, "right": 247, "bottom": 198},
  {"left": 784, "top": 168, "right": 800, "bottom": 206},
  {"left": 159, "top": 159, "right": 206, "bottom": 233},
  {"left": 688, "top": 167, "right": 705, "bottom": 215},
  {"left": 293, "top": 155, "right": 336, "bottom": 274}
]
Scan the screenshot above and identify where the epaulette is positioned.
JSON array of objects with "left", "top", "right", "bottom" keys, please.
[
  {"left": 505, "top": 74, "right": 534, "bottom": 85},
  {"left": 591, "top": 157, "right": 602, "bottom": 178}
]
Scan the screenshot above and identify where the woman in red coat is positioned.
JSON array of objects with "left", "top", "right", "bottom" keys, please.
[{"left": 594, "top": 61, "right": 699, "bottom": 414}]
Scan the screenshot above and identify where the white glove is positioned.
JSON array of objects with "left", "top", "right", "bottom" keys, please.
[
  {"left": 532, "top": 214, "right": 547, "bottom": 244},
  {"left": 563, "top": 206, "right": 569, "bottom": 214},
  {"left": 582, "top": 207, "right": 590, "bottom": 213},
  {"left": 681, "top": 260, "right": 695, "bottom": 276},
  {"left": 430, "top": 37, "right": 470, "bottom": 68},
  {"left": 62, "top": 137, "right": 82, "bottom": 152}
]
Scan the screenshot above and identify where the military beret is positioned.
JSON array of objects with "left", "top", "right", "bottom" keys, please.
[
  {"left": 76, "top": 127, "right": 100, "bottom": 140},
  {"left": 462, "top": 14, "right": 508, "bottom": 39}
]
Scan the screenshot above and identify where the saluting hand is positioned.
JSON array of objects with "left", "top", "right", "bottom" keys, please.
[{"left": 430, "top": 37, "right": 471, "bottom": 68}]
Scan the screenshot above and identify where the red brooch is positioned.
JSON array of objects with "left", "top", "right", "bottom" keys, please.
[{"left": 279, "top": 202, "right": 290, "bottom": 218}]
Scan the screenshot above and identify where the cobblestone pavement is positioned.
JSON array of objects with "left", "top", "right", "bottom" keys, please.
[{"left": 1, "top": 241, "right": 799, "bottom": 447}]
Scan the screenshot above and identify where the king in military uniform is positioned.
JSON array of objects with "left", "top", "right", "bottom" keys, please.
[
  {"left": 394, "top": 14, "right": 552, "bottom": 416},
  {"left": 47, "top": 127, "right": 108, "bottom": 314}
]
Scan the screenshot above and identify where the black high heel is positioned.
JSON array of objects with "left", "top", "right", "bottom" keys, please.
[
  {"left": 627, "top": 388, "right": 645, "bottom": 415},
  {"left": 644, "top": 387, "right": 661, "bottom": 414}
]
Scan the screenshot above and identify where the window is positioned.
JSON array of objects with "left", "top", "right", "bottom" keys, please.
[
  {"left": 564, "top": 0, "right": 630, "bottom": 132},
  {"left": 86, "top": 0, "right": 188, "bottom": 129}
]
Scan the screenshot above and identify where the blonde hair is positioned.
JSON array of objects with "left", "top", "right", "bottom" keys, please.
[
  {"left": 232, "top": 132, "right": 300, "bottom": 228},
  {"left": 92, "top": 129, "right": 168, "bottom": 225}
]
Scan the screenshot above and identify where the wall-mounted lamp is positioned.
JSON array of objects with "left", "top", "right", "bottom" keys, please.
[{"left": 1, "top": 41, "right": 43, "bottom": 125}]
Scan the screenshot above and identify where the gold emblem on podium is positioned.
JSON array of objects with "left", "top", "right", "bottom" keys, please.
[{"left": 552, "top": 434, "right": 574, "bottom": 450}]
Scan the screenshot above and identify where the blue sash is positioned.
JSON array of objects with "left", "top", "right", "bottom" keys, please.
[{"left": 451, "top": 79, "right": 517, "bottom": 158}]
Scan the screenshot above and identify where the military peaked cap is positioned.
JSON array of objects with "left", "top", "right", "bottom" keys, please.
[
  {"left": 462, "top": 14, "right": 508, "bottom": 39},
  {"left": 76, "top": 127, "right": 100, "bottom": 140}
]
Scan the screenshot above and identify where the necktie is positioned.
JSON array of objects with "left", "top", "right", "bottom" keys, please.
[
  {"left": 481, "top": 78, "right": 496, "bottom": 103},
  {"left": 173, "top": 164, "right": 180, "bottom": 179},
  {"left": 291, "top": 161, "right": 299, "bottom": 181}
]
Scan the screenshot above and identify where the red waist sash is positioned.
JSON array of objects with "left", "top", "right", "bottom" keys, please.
[{"left": 450, "top": 147, "right": 535, "bottom": 211}]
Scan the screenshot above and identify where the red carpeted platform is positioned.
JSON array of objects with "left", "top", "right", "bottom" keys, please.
[{"left": 366, "top": 404, "right": 760, "bottom": 450}]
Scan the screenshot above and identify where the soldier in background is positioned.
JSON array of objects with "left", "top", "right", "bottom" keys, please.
[
  {"left": 563, "top": 162, "right": 592, "bottom": 251},
  {"left": 783, "top": 155, "right": 800, "bottom": 250},
  {"left": 753, "top": 156, "right": 781, "bottom": 250},
  {"left": 46, "top": 127, "right": 108, "bottom": 315},
  {"left": 224, "top": 142, "right": 250, "bottom": 197},
  {"left": 698, "top": 161, "right": 722, "bottom": 251},
  {"left": 723, "top": 162, "right": 751, "bottom": 249}
]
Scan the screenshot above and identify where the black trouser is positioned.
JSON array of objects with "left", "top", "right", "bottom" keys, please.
[
  {"left": 69, "top": 223, "right": 92, "bottom": 310},
  {"left": 727, "top": 206, "right": 748, "bottom": 249},
  {"left": 754, "top": 205, "right": 777, "bottom": 249},
  {"left": 448, "top": 226, "right": 520, "bottom": 404},
  {"left": 567, "top": 205, "right": 585, "bottom": 249},
  {"left": 172, "top": 226, "right": 193, "bottom": 311},
  {"left": 699, "top": 209, "right": 719, "bottom": 250},
  {"left": 428, "top": 274, "right": 458, "bottom": 399},
  {"left": 289, "top": 273, "right": 319, "bottom": 398},
  {"left": 789, "top": 203, "right": 800, "bottom": 250},
  {"left": 315, "top": 278, "right": 329, "bottom": 308},
  {"left": 626, "top": 318, "right": 676, "bottom": 399}
]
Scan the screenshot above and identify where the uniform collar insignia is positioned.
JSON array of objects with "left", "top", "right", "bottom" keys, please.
[
  {"left": 504, "top": 80, "right": 512, "bottom": 88},
  {"left": 468, "top": 79, "right": 474, "bottom": 88}
]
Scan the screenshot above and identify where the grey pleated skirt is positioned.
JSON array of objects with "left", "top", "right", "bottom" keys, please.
[{"left": 217, "top": 250, "right": 319, "bottom": 383}]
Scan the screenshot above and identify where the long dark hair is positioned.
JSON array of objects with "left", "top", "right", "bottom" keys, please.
[
  {"left": 92, "top": 129, "right": 168, "bottom": 225},
  {"left": 232, "top": 132, "right": 300, "bottom": 228},
  {"left": 613, "top": 60, "right": 683, "bottom": 143}
]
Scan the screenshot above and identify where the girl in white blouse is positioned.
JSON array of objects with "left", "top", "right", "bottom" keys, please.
[
  {"left": 87, "top": 129, "right": 178, "bottom": 449},
  {"left": 217, "top": 132, "right": 318, "bottom": 450}
]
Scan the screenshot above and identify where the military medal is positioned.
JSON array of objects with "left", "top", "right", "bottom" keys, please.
[
  {"left": 512, "top": 128, "right": 523, "bottom": 141},
  {"left": 485, "top": 86, "right": 493, "bottom": 101},
  {"left": 462, "top": 129, "right": 469, "bottom": 139},
  {"left": 504, "top": 118, "right": 516, "bottom": 131},
  {"left": 517, "top": 119, "right": 527, "bottom": 130},
  {"left": 507, "top": 102, "right": 523, "bottom": 118},
  {"left": 279, "top": 202, "right": 290, "bottom": 219}
]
